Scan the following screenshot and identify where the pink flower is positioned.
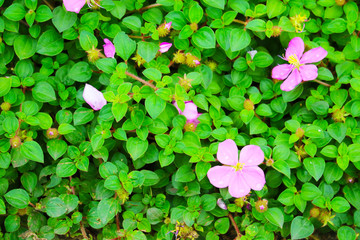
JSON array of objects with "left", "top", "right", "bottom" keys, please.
[
  {"left": 165, "top": 22, "right": 172, "bottom": 30},
  {"left": 193, "top": 59, "right": 200, "bottom": 65},
  {"left": 159, "top": 42, "right": 172, "bottom": 53},
  {"left": 83, "top": 84, "right": 107, "bottom": 111},
  {"left": 103, "top": 39, "right": 115, "bottom": 58},
  {"left": 63, "top": 0, "right": 86, "bottom": 13},
  {"left": 173, "top": 101, "right": 201, "bottom": 126},
  {"left": 272, "top": 37, "right": 327, "bottom": 91},
  {"left": 207, "top": 139, "right": 266, "bottom": 198}
]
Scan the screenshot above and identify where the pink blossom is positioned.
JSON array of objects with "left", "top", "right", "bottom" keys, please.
[
  {"left": 165, "top": 21, "right": 172, "bottom": 30},
  {"left": 63, "top": 0, "right": 86, "bottom": 13},
  {"left": 103, "top": 39, "right": 115, "bottom": 58},
  {"left": 159, "top": 42, "right": 172, "bottom": 53},
  {"left": 193, "top": 59, "right": 200, "bottom": 65},
  {"left": 173, "top": 101, "right": 201, "bottom": 126},
  {"left": 207, "top": 139, "right": 266, "bottom": 198},
  {"left": 83, "top": 84, "right": 107, "bottom": 111},
  {"left": 272, "top": 37, "right": 327, "bottom": 91}
]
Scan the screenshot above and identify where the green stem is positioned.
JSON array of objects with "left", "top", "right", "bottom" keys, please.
[
  {"left": 125, "top": 71, "right": 157, "bottom": 90},
  {"left": 314, "top": 79, "right": 331, "bottom": 87}
]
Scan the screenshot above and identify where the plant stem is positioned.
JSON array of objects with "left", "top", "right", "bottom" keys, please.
[
  {"left": 128, "top": 35, "right": 151, "bottom": 39},
  {"left": 42, "top": 0, "right": 54, "bottom": 10},
  {"left": 80, "top": 222, "right": 89, "bottom": 240},
  {"left": 126, "top": 3, "right": 162, "bottom": 15},
  {"left": 228, "top": 213, "right": 242, "bottom": 239},
  {"left": 314, "top": 79, "right": 331, "bottom": 87},
  {"left": 125, "top": 71, "right": 157, "bottom": 90},
  {"left": 233, "top": 19, "right": 247, "bottom": 25}
]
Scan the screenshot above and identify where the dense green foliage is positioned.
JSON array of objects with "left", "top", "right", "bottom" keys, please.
[{"left": 0, "top": 0, "right": 360, "bottom": 239}]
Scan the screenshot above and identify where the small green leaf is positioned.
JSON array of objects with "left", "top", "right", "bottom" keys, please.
[
  {"left": 20, "top": 141, "right": 44, "bottom": 163},
  {"left": 290, "top": 216, "right": 314, "bottom": 240},
  {"left": 264, "top": 208, "right": 284, "bottom": 228},
  {"left": 4, "top": 189, "right": 30, "bottom": 209}
]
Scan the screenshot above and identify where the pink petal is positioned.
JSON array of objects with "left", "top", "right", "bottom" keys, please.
[
  {"left": 239, "top": 145, "right": 264, "bottom": 166},
  {"left": 280, "top": 68, "right": 302, "bottom": 92},
  {"left": 63, "top": 0, "right": 86, "bottom": 13},
  {"left": 194, "top": 60, "right": 200, "bottom": 65},
  {"left": 207, "top": 166, "right": 234, "bottom": 188},
  {"left": 299, "top": 64, "right": 318, "bottom": 81},
  {"left": 182, "top": 101, "right": 199, "bottom": 120},
  {"left": 103, "top": 39, "right": 115, "bottom": 58},
  {"left": 285, "top": 37, "right": 304, "bottom": 60},
  {"left": 217, "top": 139, "right": 239, "bottom": 166},
  {"left": 228, "top": 171, "right": 251, "bottom": 198},
  {"left": 83, "top": 84, "right": 107, "bottom": 111},
  {"left": 242, "top": 166, "right": 266, "bottom": 191},
  {"left": 272, "top": 64, "right": 293, "bottom": 80},
  {"left": 300, "top": 47, "right": 328, "bottom": 64},
  {"left": 165, "top": 22, "right": 172, "bottom": 30},
  {"left": 159, "top": 42, "right": 172, "bottom": 53}
]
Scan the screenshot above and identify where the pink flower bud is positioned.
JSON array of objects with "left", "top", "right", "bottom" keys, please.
[
  {"left": 159, "top": 42, "right": 172, "bottom": 53},
  {"left": 83, "top": 84, "right": 107, "bottom": 111},
  {"left": 103, "top": 38, "right": 115, "bottom": 58},
  {"left": 193, "top": 59, "right": 200, "bottom": 65},
  {"left": 165, "top": 21, "right": 172, "bottom": 30}
]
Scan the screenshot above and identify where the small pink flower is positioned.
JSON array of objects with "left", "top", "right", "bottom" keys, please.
[
  {"left": 165, "top": 21, "right": 172, "bottom": 30},
  {"left": 173, "top": 101, "right": 201, "bottom": 126},
  {"left": 159, "top": 42, "right": 172, "bottom": 53},
  {"left": 83, "top": 84, "right": 107, "bottom": 111},
  {"left": 103, "top": 39, "right": 115, "bottom": 58},
  {"left": 63, "top": 0, "right": 86, "bottom": 13},
  {"left": 193, "top": 59, "right": 200, "bottom": 65},
  {"left": 207, "top": 139, "right": 266, "bottom": 198},
  {"left": 272, "top": 37, "right": 327, "bottom": 91}
]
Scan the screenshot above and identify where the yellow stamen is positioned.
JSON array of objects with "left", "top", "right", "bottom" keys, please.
[
  {"left": 288, "top": 54, "right": 302, "bottom": 70},
  {"left": 233, "top": 162, "right": 245, "bottom": 171},
  {"left": 290, "top": 14, "right": 308, "bottom": 33}
]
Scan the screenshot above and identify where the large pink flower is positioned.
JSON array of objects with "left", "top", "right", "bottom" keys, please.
[
  {"left": 83, "top": 84, "right": 107, "bottom": 111},
  {"left": 63, "top": 0, "right": 86, "bottom": 13},
  {"left": 207, "top": 139, "right": 266, "bottom": 198},
  {"left": 272, "top": 37, "right": 327, "bottom": 92},
  {"left": 103, "top": 39, "right": 115, "bottom": 58}
]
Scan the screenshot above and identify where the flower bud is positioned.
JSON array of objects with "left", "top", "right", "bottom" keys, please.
[
  {"left": 265, "top": 158, "right": 274, "bottom": 166},
  {"left": 132, "top": 53, "right": 146, "bottom": 67},
  {"left": 1, "top": 102, "right": 11, "bottom": 111},
  {"left": 255, "top": 199, "right": 268, "bottom": 213},
  {"left": 10, "top": 136, "right": 22, "bottom": 148},
  {"left": 103, "top": 38, "right": 115, "bottom": 58},
  {"left": 184, "top": 122, "right": 196, "bottom": 132},
  {"left": 190, "top": 22, "right": 198, "bottom": 31},
  {"left": 217, "top": 198, "right": 227, "bottom": 210},
  {"left": 310, "top": 206, "right": 320, "bottom": 218},
  {"left": 295, "top": 128, "right": 305, "bottom": 139},
  {"left": 86, "top": 47, "right": 101, "bottom": 63},
  {"left": 335, "top": 0, "right": 346, "bottom": 6},
  {"left": 185, "top": 53, "right": 201, "bottom": 68},
  {"left": 234, "top": 197, "right": 245, "bottom": 208},
  {"left": 178, "top": 75, "right": 192, "bottom": 92},
  {"left": 46, "top": 128, "right": 59, "bottom": 139},
  {"left": 173, "top": 51, "right": 186, "bottom": 64},
  {"left": 157, "top": 21, "right": 172, "bottom": 37},
  {"left": 271, "top": 26, "right": 282, "bottom": 37},
  {"left": 332, "top": 107, "right": 346, "bottom": 122},
  {"left": 206, "top": 60, "right": 217, "bottom": 71},
  {"left": 244, "top": 99, "right": 254, "bottom": 110}
]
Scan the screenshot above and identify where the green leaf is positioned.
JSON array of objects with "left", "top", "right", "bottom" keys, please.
[
  {"left": 73, "top": 107, "right": 94, "bottom": 126},
  {"left": 46, "top": 197, "right": 67, "bottom": 218},
  {"left": 58, "top": 123, "right": 76, "bottom": 135},
  {"left": 56, "top": 158, "right": 77, "bottom": 177},
  {"left": 331, "top": 196, "right": 350, "bottom": 213},
  {"left": 264, "top": 208, "right": 284, "bottom": 228},
  {"left": 327, "top": 123, "right": 347, "bottom": 143},
  {"left": 113, "top": 32, "right": 136, "bottom": 61},
  {"left": 337, "top": 226, "right": 356, "bottom": 240},
  {"left": 0, "top": 77, "right": 12, "bottom": 97},
  {"left": 97, "top": 198, "right": 118, "bottom": 224},
  {"left": 146, "top": 207, "right": 164, "bottom": 225},
  {"left": 203, "top": 0, "right": 225, "bottom": 9},
  {"left": 79, "top": 31, "right": 98, "bottom": 51},
  {"left": 14, "top": 35, "right": 37, "bottom": 60},
  {"left": 4, "top": 189, "right": 30, "bottom": 209},
  {"left": 4, "top": 3, "right": 26, "bottom": 21},
  {"left": 290, "top": 216, "right": 314, "bottom": 240},
  {"left": 137, "top": 41, "right": 159, "bottom": 63},
  {"left": 69, "top": 62, "right": 92, "bottom": 82},
  {"left": 52, "top": 6, "right": 77, "bottom": 32},
  {"left": 126, "top": 137, "right": 148, "bottom": 160},
  {"left": 112, "top": 102, "right": 128, "bottom": 122},
  {"left": 192, "top": 27, "right": 216, "bottom": 49},
  {"left": 145, "top": 94, "right": 166, "bottom": 119},
  {"left": 300, "top": 183, "right": 322, "bottom": 201},
  {"left": 267, "top": 0, "right": 287, "bottom": 19},
  {"left": 253, "top": 52, "right": 273, "bottom": 68},
  {"left": 35, "top": 5, "right": 53, "bottom": 22},
  {"left": 175, "top": 165, "right": 196, "bottom": 183},
  {"left": 20, "top": 172, "right": 37, "bottom": 193},
  {"left": 303, "top": 157, "right": 325, "bottom": 181},
  {"left": 47, "top": 139, "right": 67, "bottom": 160},
  {"left": 4, "top": 215, "right": 20, "bottom": 232},
  {"left": 344, "top": 183, "right": 360, "bottom": 209},
  {"left": 122, "top": 16, "right": 141, "bottom": 31},
  {"left": 36, "top": 29, "right": 64, "bottom": 56},
  {"left": 32, "top": 81, "right": 56, "bottom": 102},
  {"left": 20, "top": 141, "right": 44, "bottom": 163},
  {"left": 273, "top": 160, "right": 290, "bottom": 178},
  {"left": 214, "top": 218, "right": 230, "bottom": 234},
  {"left": 230, "top": 28, "right": 250, "bottom": 52}
]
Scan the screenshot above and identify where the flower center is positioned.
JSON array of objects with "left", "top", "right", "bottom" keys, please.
[
  {"left": 233, "top": 162, "right": 245, "bottom": 171},
  {"left": 288, "top": 54, "right": 302, "bottom": 70}
]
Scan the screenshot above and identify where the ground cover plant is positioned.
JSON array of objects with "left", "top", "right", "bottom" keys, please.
[{"left": 1, "top": 0, "right": 360, "bottom": 239}]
